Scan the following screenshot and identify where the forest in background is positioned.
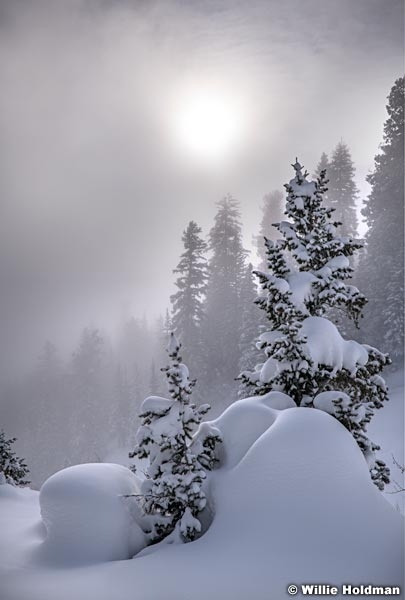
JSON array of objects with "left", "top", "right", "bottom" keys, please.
[{"left": 1, "top": 77, "right": 403, "bottom": 489}]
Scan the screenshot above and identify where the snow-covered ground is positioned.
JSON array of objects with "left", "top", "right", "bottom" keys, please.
[
  {"left": 369, "top": 368, "right": 405, "bottom": 514},
  {"left": 0, "top": 379, "right": 403, "bottom": 600}
]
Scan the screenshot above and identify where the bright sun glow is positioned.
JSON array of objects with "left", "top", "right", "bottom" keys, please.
[{"left": 172, "top": 89, "right": 245, "bottom": 164}]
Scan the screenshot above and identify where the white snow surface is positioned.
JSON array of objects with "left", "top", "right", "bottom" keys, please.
[
  {"left": 0, "top": 395, "right": 403, "bottom": 600},
  {"left": 38, "top": 463, "right": 146, "bottom": 564},
  {"left": 368, "top": 368, "right": 405, "bottom": 514},
  {"left": 256, "top": 317, "right": 369, "bottom": 385},
  {"left": 140, "top": 395, "right": 175, "bottom": 415},
  {"left": 288, "top": 271, "right": 317, "bottom": 312},
  {"left": 313, "top": 390, "right": 351, "bottom": 415},
  {"left": 302, "top": 316, "right": 369, "bottom": 373}
]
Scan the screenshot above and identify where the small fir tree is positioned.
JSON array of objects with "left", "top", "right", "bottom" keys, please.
[
  {"left": 0, "top": 431, "right": 30, "bottom": 487},
  {"left": 240, "top": 160, "right": 390, "bottom": 490},
  {"left": 129, "top": 333, "right": 221, "bottom": 543}
]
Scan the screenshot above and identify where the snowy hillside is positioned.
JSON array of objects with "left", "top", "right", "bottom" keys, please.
[
  {"left": 0, "top": 397, "right": 403, "bottom": 600},
  {"left": 369, "top": 369, "right": 405, "bottom": 514}
]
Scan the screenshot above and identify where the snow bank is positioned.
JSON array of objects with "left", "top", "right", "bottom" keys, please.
[
  {"left": 205, "top": 395, "right": 278, "bottom": 468},
  {"left": 0, "top": 403, "right": 403, "bottom": 600},
  {"left": 0, "top": 484, "right": 42, "bottom": 571},
  {"left": 258, "top": 390, "right": 297, "bottom": 410},
  {"left": 204, "top": 407, "right": 403, "bottom": 595},
  {"left": 38, "top": 463, "right": 146, "bottom": 564},
  {"left": 368, "top": 368, "right": 405, "bottom": 514}
]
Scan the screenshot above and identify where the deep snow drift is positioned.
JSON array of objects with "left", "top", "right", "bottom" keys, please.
[
  {"left": 39, "top": 463, "right": 146, "bottom": 564},
  {"left": 0, "top": 394, "right": 403, "bottom": 600}
]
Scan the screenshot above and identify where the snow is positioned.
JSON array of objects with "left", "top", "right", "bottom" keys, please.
[
  {"left": 38, "top": 463, "right": 146, "bottom": 564},
  {"left": 259, "top": 356, "right": 280, "bottom": 382},
  {"left": 313, "top": 390, "right": 351, "bottom": 415},
  {"left": 288, "top": 178, "right": 317, "bottom": 198},
  {"left": 203, "top": 396, "right": 278, "bottom": 468},
  {"left": 141, "top": 395, "right": 175, "bottom": 416},
  {"left": 325, "top": 255, "right": 350, "bottom": 270},
  {"left": 255, "top": 317, "right": 369, "bottom": 383},
  {"left": 301, "top": 316, "right": 369, "bottom": 373},
  {"left": 368, "top": 368, "right": 405, "bottom": 514},
  {"left": 258, "top": 390, "right": 297, "bottom": 410},
  {"left": 0, "top": 394, "right": 403, "bottom": 600},
  {"left": 167, "top": 331, "right": 179, "bottom": 356},
  {"left": 270, "top": 276, "right": 290, "bottom": 294},
  {"left": 288, "top": 271, "right": 317, "bottom": 312}
]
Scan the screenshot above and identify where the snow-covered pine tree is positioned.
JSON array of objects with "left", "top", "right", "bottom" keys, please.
[
  {"left": 202, "top": 195, "right": 247, "bottom": 407},
  {"left": 0, "top": 431, "right": 30, "bottom": 486},
  {"left": 358, "top": 76, "right": 404, "bottom": 365},
  {"left": 328, "top": 141, "right": 359, "bottom": 238},
  {"left": 170, "top": 221, "right": 208, "bottom": 371},
  {"left": 313, "top": 152, "right": 330, "bottom": 205},
  {"left": 254, "top": 190, "right": 284, "bottom": 270},
  {"left": 240, "top": 160, "right": 390, "bottom": 490},
  {"left": 238, "top": 264, "right": 265, "bottom": 398},
  {"left": 129, "top": 333, "right": 221, "bottom": 543}
]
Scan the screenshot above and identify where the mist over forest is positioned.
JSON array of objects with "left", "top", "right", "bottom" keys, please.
[{"left": 0, "top": 0, "right": 403, "bottom": 491}]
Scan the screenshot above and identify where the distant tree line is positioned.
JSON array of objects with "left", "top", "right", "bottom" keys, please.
[{"left": 1, "top": 76, "right": 402, "bottom": 490}]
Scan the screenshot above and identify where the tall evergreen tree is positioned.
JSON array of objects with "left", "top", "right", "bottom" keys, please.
[
  {"left": 314, "top": 152, "right": 330, "bottom": 180},
  {"left": 202, "top": 195, "right": 247, "bottom": 406},
  {"left": 254, "top": 190, "right": 284, "bottom": 270},
  {"left": 240, "top": 160, "right": 390, "bottom": 490},
  {"left": 170, "top": 221, "right": 208, "bottom": 369},
  {"left": 358, "top": 76, "right": 404, "bottom": 364},
  {"left": 70, "top": 327, "right": 107, "bottom": 463},
  {"left": 129, "top": 333, "right": 221, "bottom": 543},
  {"left": 238, "top": 264, "right": 263, "bottom": 398},
  {"left": 313, "top": 152, "right": 330, "bottom": 207},
  {"left": 328, "top": 142, "right": 359, "bottom": 238}
]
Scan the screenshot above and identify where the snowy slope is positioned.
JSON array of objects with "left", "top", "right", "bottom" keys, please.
[
  {"left": 0, "top": 398, "right": 403, "bottom": 600},
  {"left": 368, "top": 368, "right": 405, "bottom": 514}
]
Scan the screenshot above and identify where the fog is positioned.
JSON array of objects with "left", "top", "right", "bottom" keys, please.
[{"left": 0, "top": 0, "right": 403, "bottom": 377}]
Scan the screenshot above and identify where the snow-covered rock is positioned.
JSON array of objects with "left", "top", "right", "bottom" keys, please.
[{"left": 38, "top": 463, "right": 146, "bottom": 564}]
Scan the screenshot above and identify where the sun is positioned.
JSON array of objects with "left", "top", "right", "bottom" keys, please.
[{"left": 172, "top": 88, "right": 245, "bottom": 164}]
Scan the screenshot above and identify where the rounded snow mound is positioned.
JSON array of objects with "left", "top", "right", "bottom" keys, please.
[
  {"left": 39, "top": 463, "right": 146, "bottom": 564},
  {"left": 203, "top": 392, "right": 295, "bottom": 469},
  {"left": 204, "top": 407, "right": 403, "bottom": 594}
]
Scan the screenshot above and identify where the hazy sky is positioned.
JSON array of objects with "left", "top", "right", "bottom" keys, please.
[{"left": 0, "top": 0, "right": 403, "bottom": 376}]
